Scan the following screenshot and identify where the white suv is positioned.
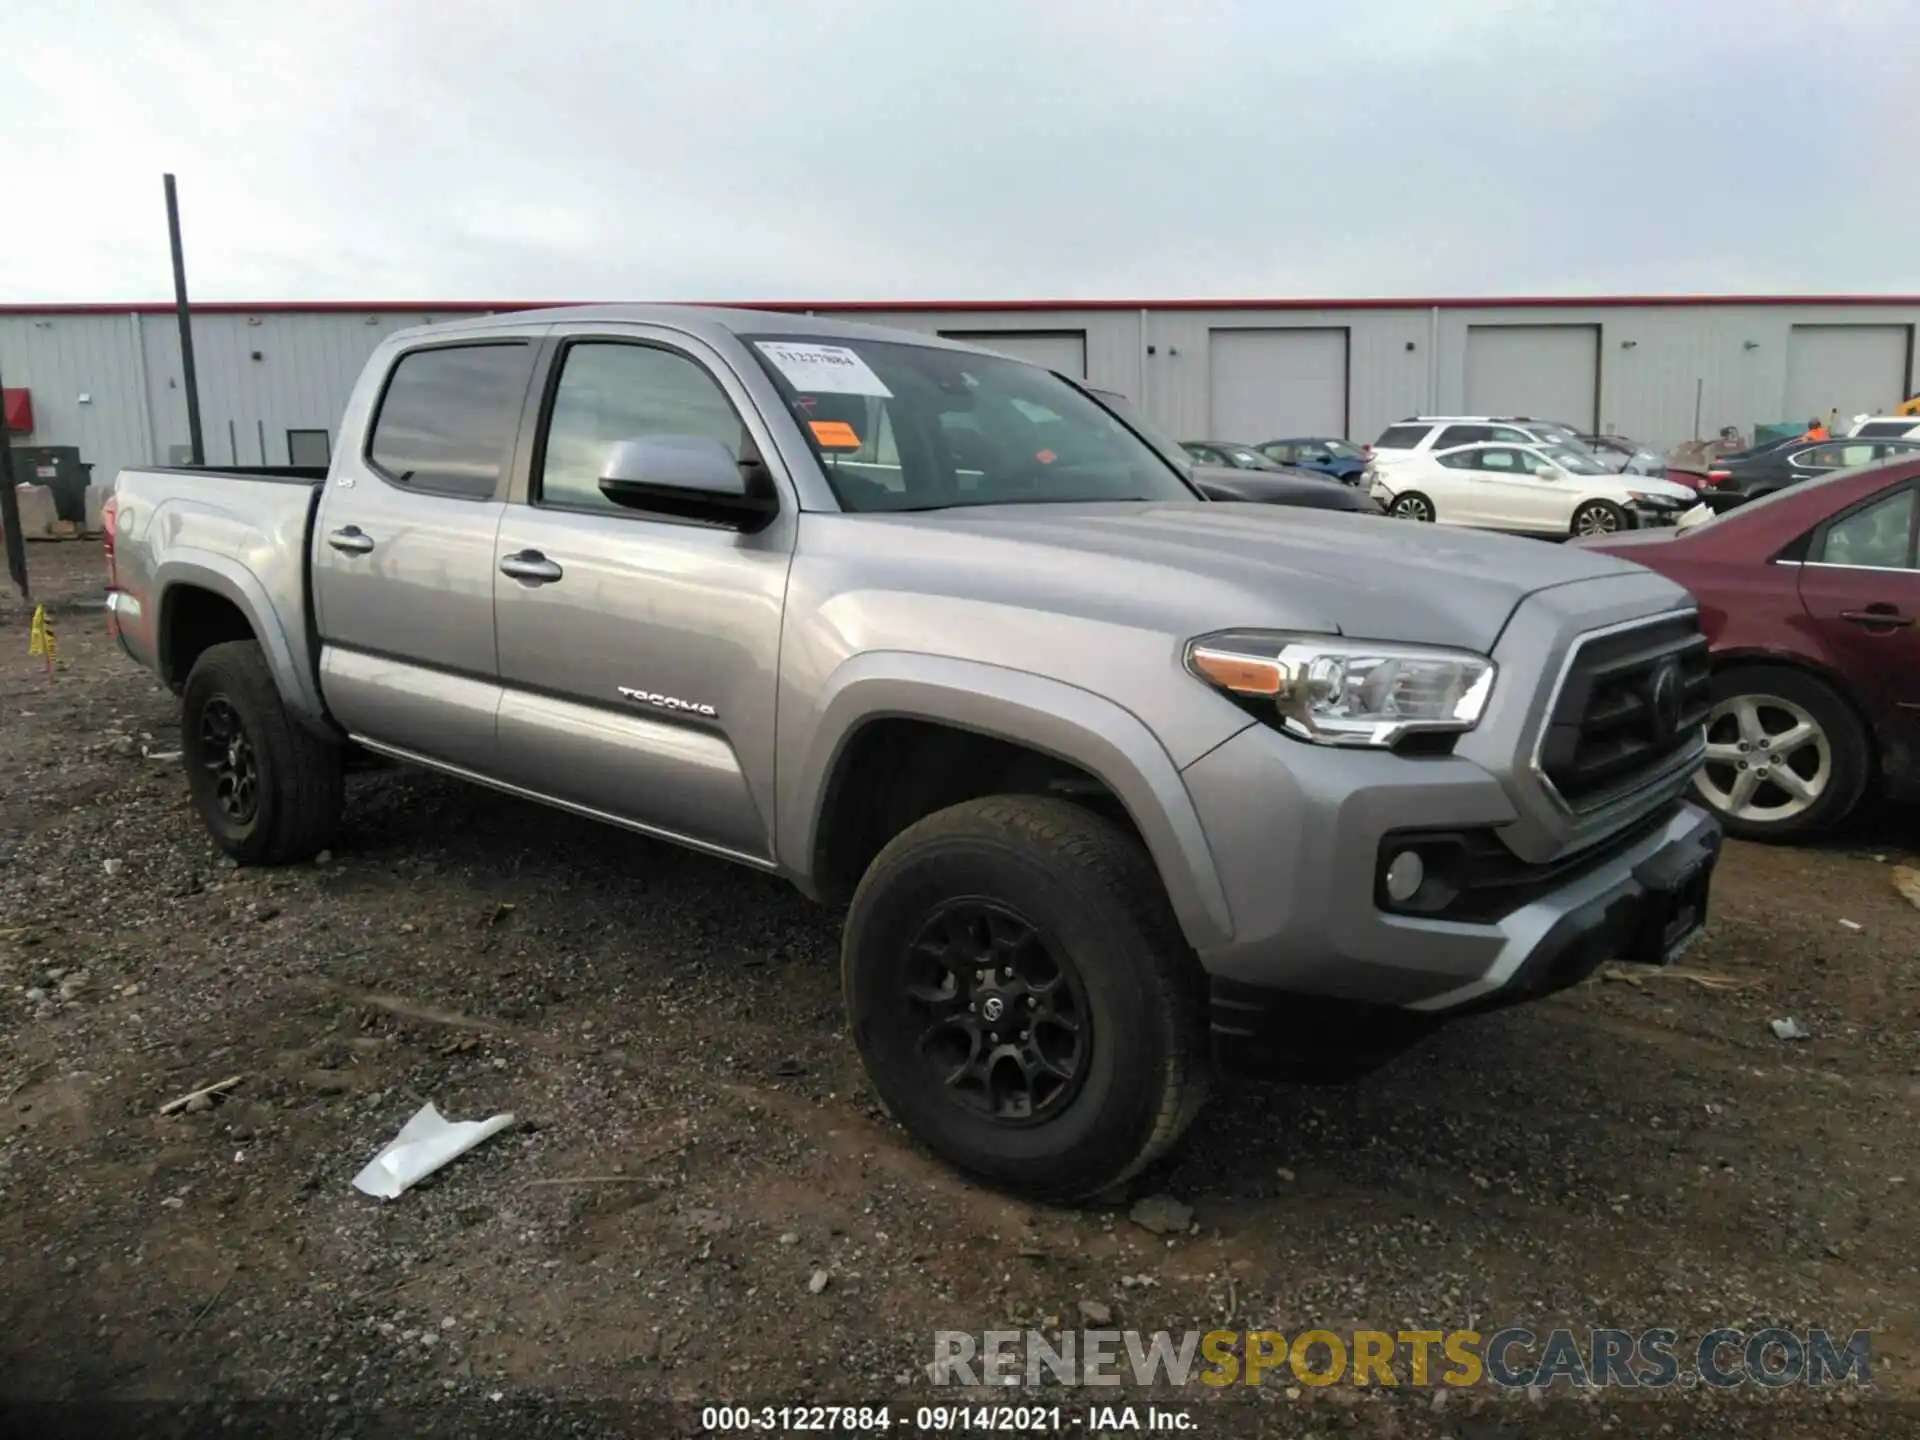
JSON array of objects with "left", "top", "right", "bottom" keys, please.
[
  {"left": 1371, "top": 416, "right": 1590, "bottom": 467},
  {"left": 1845, "top": 416, "right": 1920, "bottom": 440}
]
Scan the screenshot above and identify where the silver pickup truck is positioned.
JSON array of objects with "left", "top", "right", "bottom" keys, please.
[{"left": 105, "top": 306, "right": 1721, "bottom": 1200}]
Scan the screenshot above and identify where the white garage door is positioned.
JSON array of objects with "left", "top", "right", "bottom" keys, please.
[
  {"left": 1785, "top": 325, "right": 1911, "bottom": 426},
  {"left": 1465, "top": 325, "right": 1600, "bottom": 431},
  {"left": 1207, "top": 328, "right": 1347, "bottom": 441},
  {"left": 939, "top": 330, "right": 1087, "bottom": 377}
]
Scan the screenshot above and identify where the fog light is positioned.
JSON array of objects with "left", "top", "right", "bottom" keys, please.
[{"left": 1384, "top": 850, "right": 1425, "bottom": 904}]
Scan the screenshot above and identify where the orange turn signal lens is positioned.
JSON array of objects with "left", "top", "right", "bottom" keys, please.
[{"left": 1190, "top": 647, "right": 1285, "bottom": 697}]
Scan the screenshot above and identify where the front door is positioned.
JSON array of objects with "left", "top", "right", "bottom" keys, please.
[
  {"left": 1797, "top": 478, "right": 1920, "bottom": 762},
  {"left": 1469, "top": 446, "right": 1563, "bottom": 532},
  {"left": 491, "top": 331, "right": 795, "bottom": 863},
  {"left": 311, "top": 339, "right": 539, "bottom": 773}
]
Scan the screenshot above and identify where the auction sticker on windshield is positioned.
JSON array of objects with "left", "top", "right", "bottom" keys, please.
[{"left": 754, "top": 342, "right": 893, "bottom": 397}]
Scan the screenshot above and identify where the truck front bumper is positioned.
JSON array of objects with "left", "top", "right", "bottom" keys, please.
[{"left": 1179, "top": 723, "right": 1721, "bottom": 1079}]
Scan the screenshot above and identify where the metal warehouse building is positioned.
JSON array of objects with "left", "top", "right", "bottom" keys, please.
[{"left": 4, "top": 296, "right": 1918, "bottom": 489}]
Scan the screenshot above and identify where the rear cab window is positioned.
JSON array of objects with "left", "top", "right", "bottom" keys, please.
[{"left": 366, "top": 343, "right": 536, "bottom": 499}]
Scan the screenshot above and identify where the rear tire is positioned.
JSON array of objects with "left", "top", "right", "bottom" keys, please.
[
  {"left": 182, "top": 640, "right": 344, "bottom": 864},
  {"left": 1695, "top": 665, "right": 1868, "bottom": 841},
  {"left": 842, "top": 796, "right": 1210, "bottom": 1203},
  {"left": 1390, "top": 491, "right": 1435, "bottom": 522}
]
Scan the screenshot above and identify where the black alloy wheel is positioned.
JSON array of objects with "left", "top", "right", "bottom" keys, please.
[
  {"left": 198, "top": 696, "right": 260, "bottom": 825},
  {"left": 902, "top": 898, "right": 1091, "bottom": 1124}
]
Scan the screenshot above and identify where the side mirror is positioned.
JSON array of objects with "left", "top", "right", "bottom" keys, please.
[
  {"left": 597, "top": 436, "right": 778, "bottom": 531},
  {"left": 1533, "top": 466, "right": 1557, "bottom": 479}
]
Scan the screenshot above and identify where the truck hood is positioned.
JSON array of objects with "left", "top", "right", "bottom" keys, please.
[{"left": 823, "top": 500, "right": 1666, "bottom": 654}]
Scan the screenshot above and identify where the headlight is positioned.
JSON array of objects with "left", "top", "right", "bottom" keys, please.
[{"left": 1185, "top": 631, "right": 1496, "bottom": 747}]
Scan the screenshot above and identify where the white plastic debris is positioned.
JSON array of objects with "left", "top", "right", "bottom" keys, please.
[
  {"left": 1838, "top": 918, "right": 1863, "bottom": 931},
  {"left": 1769, "top": 1017, "right": 1810, "bottom": 1042},
  {"left": 351, "top": 1102, "right": 515, "bottom": 1200}
]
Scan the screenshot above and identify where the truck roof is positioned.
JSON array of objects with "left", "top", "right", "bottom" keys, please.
[{"left": 387, "top": 303, "right": 983, "bottom": 353}]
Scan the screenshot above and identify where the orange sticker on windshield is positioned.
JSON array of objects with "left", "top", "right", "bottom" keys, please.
[
  {"left": 810, "top": 420, "right": 861, "bottom": 449},
  {"left": 1036, "top": 449, "right": 1057, "bottom": 464}
]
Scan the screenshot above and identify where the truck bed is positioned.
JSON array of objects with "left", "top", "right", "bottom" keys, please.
[
  {"left": 129, "top": 465, "right": 328, "bottom": 485},
  {"left": 107, "top": 465, "right": 329, "bottom": 724}
]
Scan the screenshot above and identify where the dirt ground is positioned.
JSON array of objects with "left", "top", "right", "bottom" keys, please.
[{"left": 1, "top": 540, "right": 1916, "bottom": 1439}]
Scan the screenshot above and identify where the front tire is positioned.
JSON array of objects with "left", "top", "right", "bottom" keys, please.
[
  {"left": 842, "top": 796, "right": 1209, "bottom": 1202},
  {"left": 182, "top": 640, "right": 344, "bottom": 864},
  {"left": 1390, "top": 491, "right": 1435, "bottom": 522},
  {"left": 1695, "top": 665, "right": 1868, "bottom": 840},
  {"left": 1571, "top": 499, "right": 1627, "bottom": 536}
]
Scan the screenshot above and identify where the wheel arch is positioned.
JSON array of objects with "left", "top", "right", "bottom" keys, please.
[
  {"left": 154, "top": 551, "right": 332, "bottom": 735},
  {"left": 781, "top": 652, "right": 1235, "bottom": 952}
]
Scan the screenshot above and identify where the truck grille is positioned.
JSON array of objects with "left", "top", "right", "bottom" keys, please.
[{"left": 1536, "top": 613, "right": 1710, "bottom": 812}]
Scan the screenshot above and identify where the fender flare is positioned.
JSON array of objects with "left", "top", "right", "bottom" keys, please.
[
  {"left": 155, "top": 549, "right": 331, "bottom": 732},
  {"left": 781, "top": 651, "right": 1235, "bottom": 951}
]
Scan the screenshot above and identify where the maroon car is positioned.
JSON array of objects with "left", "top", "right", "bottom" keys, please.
[{"left": 1584, "top": 456, "right": 1920, "bottom": 840}]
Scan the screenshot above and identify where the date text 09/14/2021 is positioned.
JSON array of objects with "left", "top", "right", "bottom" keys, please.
[{"left": 700, "top": 1404, "right": 1195, "bottom": 1432}]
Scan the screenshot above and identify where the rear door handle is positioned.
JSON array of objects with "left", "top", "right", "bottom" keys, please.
[
  {"left": 499, "top": 550, "right": 564, "bottom": 585},
  {"left": 1840, "top": 606, "right": 1914, "bottom": 629},
  {"left": 326, "top": 526, "right": 375, "bottom": 555}
]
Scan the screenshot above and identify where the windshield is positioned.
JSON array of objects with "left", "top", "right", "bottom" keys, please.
[
  {"left": 1221, "top": 445, "right": 1280, "bottom": 470},
  {"left": 1085, "top": 389, "right": 1194, "bottom": 472},
  {"left": 1534, "top": 425, "right": 1593, "bottom": 452},
  {"left": 749, "top": 338, "right": 1195, "bottom": 511},
  {"left": 1542, "top": 445, "right": 1611, "bottom": 475},
  {"left": 1319, "top": 439, "right": 1365, "bottom": 459}
]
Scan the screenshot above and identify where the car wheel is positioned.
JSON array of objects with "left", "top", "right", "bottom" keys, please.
[
  {"left": 842, "top": 795, "right": 1210, "bottom": 1202},
  {"left": 1390, "top": 491, "right": 1435, "bottom": 522},
  {"left": 1571, "top": 500, "right": 1627, "bottom": 536},
  {"left": 182, "top": 640, "right": 344, "bottom": 864},
  {"left": 1695, "top": 666, "right": 1869, "bottom": 841}
]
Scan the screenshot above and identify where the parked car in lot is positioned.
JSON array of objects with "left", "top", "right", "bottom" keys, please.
[
  {"left": 1697, "top": 436, "right": 1920, "bottom": 512},
  {"left": 1583, "top": 456, "right": 1920, "bottom": 840},
  {"left": 1086, "top": 391, "right": 1380, "bottom": 513},
  {"left": 1577, "top": 433, "right": 1666, "bottom": 477},
  {"left": 1369, "top": 440, "right": 1699, "bottom": 536},
  {"left": 1846, "top": 416, "right": 1920, "bottom": 440},
  {"left": 1372, "top": 415, "right": 1595, "bottom": 467},
  {"left": 1181, "top": 440, "right": 1286, "bottom": 471},
  {"left": 104, "top": 306, "right": 1721, "bottom": 1199},
  {"left": 1255, "top": 437, "right": 1369, "bottom": 485}
]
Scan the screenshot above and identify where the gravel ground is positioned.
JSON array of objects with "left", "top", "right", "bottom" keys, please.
[{"left": 2, "top": 541, "right": 1916, "bottom": 1439}]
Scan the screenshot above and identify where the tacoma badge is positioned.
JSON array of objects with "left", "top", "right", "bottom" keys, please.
[{"left": 617, "top": 686, "right": 717, "bottom": 718}]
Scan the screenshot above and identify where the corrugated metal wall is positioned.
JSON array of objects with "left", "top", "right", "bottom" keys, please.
[{"left": 6, "top": 302, "right": 1919, "bottom": 485}]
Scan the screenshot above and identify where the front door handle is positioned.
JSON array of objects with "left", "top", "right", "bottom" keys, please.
[
  {"left": 499, "top": 550, "right": 564, "bottom": 585},
  {"left": 1840, "top": 605, "right": 1914, "bottom": 629},
  {"left": 326, "top": 526, "right": 375, "bottom": 555}
]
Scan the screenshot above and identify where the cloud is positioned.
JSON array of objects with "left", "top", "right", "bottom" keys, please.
[{"left": 3, "top": 0, "right": 1916, "bottom": 302}]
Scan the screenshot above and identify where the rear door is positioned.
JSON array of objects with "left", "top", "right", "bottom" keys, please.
[
  {"left": 1796, "top": 477, "right": 1920, "bottom": 758},
  {"left": 490, "top": 326, "right": 795, "bottom": 863},
  {"left": 311, "top": 337, "right": 541, "bottom": 773}
]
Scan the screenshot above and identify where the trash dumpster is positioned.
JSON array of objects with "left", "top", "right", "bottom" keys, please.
[{"left": 10, "top": 447, "right": 91, "bottom": 524}]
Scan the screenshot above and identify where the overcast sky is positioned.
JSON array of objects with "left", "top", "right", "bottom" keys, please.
[{"left": 5, "top": 1, "right": 1916, "bottom": 304}]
